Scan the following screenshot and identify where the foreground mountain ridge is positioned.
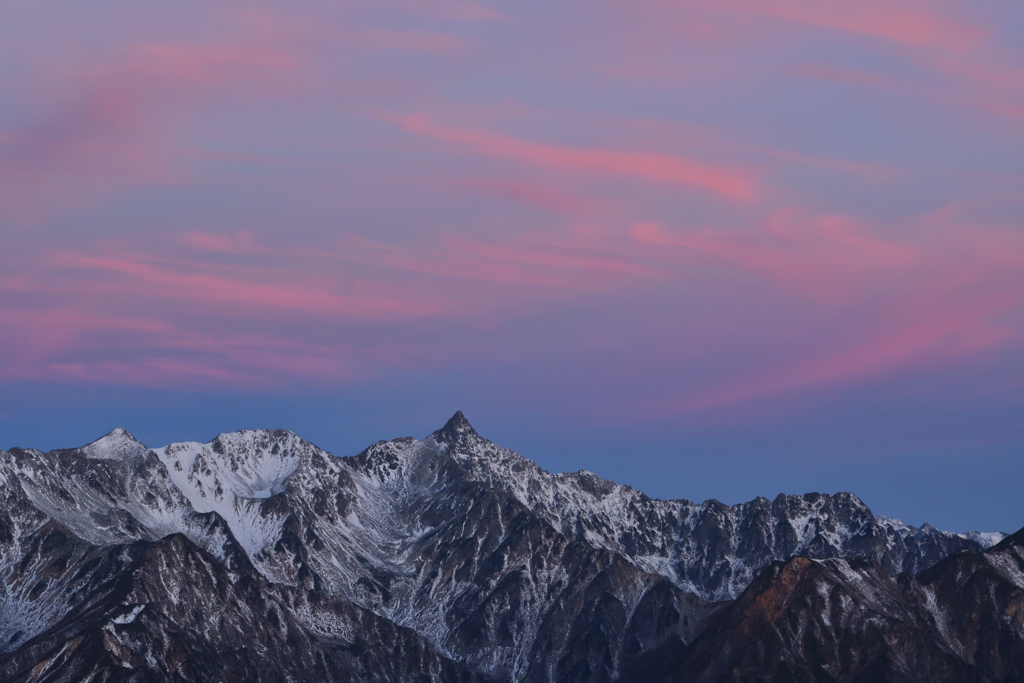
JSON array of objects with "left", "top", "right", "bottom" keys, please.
[{"left": 0, "top": 412, "right": 1020, "bottom": 682}]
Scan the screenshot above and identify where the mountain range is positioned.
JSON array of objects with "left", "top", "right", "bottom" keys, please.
[{"left": 0, "top": 412, "right": 1020, "bottom": 682}]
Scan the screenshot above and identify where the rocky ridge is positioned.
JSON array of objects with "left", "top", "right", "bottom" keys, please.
[{"left": 0, "top": 412, "right": 1018, "bottom": 682}]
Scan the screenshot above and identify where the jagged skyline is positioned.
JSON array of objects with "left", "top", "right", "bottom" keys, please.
[
  {"left": 1, "top": 412, "right": 1019, "bottom": 680},
  {"left": 1, "top": 1, "right": 1022, "bottom": 533}
]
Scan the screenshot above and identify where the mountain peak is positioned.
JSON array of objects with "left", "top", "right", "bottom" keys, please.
[
  {"left": 446, "top": 410, "right": 473, "bottom": 429},
  {"left": 2, "top": 422, "right": 1016, "bottom": 682},
  {"left": 430, "top": 410, "right": 478, "bottom": 445},
  {"left": 991, "top": 525, "right": 1024, "bottom": 552},
  {"left": 81, "top": 427, "right": 147, "bottom": 460}
]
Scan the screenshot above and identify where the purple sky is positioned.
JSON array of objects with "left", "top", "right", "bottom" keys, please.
[{"left": 2, "top": 0, "right": 1022, "bottom": 532}]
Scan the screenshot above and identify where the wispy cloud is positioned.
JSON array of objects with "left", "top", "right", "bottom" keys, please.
[
  {"left": 658, "top": 286, "right": 1020, "bottom": 413},
  {"left": 50, "top": 249, "right": 438, "bottom": 319},
  {"left": 630, "top": 211, "right": 917, "bottom": 299},
  {"left": 743, "top": 0, "right": 987, "bottom": 50},
  {"left": 0, "top": 0, "right": 1020, "bottom": 438},
  {"left": 393, "top": 113, "right": 759, "bottom": 201},
  {"left": 0, "top": 37, "right": 301, "bottom": 222}
]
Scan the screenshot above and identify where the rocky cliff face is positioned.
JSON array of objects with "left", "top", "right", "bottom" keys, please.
[
  {"left": 647, "top": 529, "right": 1024, "bottom": 682},
  {"left": 0, "top": 413, "right": 1017, "bottom": 682}
]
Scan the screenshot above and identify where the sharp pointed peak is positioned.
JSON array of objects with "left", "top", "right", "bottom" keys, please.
[
  {"left": 82, "top": 427, "right": 147, "bottom": 460},
  {"left": 430, "top": 411, "right": 479, "bottom": 445},
  {"left": 446, "top": 410, "right": 473, "bottom": 429},
  {"left": 91, "top": 427, "right": 142, "bottom": 444}
]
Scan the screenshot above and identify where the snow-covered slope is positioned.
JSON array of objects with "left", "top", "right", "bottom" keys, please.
[
  {"left": 340, "top": 413, "right": 993, "bottom": 600},
  {"left": 0, "top": 414, "right": 1013, "bottom": 682},
  {"left": 152, "top": 429, "right": 316, "bottom": 563},
  {"left": 80, "top": 426, "right": 148, "bottom": 460}
]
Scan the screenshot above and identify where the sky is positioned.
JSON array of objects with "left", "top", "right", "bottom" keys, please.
[{"left": 1, "top": 0, "right": 1022, "bottom": 533}]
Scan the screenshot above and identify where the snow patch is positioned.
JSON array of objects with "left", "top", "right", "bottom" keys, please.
[
  {"left": 110, "top": 604, "right": 146, "bottom": 625},
  {"left": 82, "top": 428, "right": 147, "bottom": 460}
]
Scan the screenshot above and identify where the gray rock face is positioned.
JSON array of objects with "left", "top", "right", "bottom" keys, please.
[
  {"left": 647, "top": 531, "right": 1024, "bottom": 682},
  {"left": 0, "top": 414, "right": 1016, "bottom": 682}
]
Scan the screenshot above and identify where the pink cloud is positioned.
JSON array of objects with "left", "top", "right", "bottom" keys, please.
[
  {"left": 129, "top": 42, "right": 300, "bottom": 85},
  {"left": 450, "top": 237, "right": 655, "bottom": 278},
  {"left": 635, "top": 209, "right": 1024, "bottom": 413},
  {"left": 630, "top": 212, "right": 917, "bottom": 299},
  {"left": 0, "top": 38, "right": 302, "bottom": 222},
  {"left": 758, "top": 144, "right": 903, "bottom": 182},
  {"left": 755, "top": 3, "right": 1023, "bottom": 127},
  {"left": 736, "top": 0, "right": 987, "bottom": 51},
  {"left": 608, "top": 114, "right": 902, "bottom": 182},
  {"left": 1, "top": 223, "right": 659, "bottom": 389},
  {"left": 454, "top": 178, "right": 595, "bottom": 216},
  {"left": 48, "top": 358, "right": 260, "bottom": 390},
  {"left": 0, "top": 307, "right": 172, "bottom": 373},
  {"left": 234, "top": 4, "right": 490, "bottom": 50},
  {"left": 0, "top": 225, "right": 657, "bottom": 389},
  {"left": 50, "top": 250, "right": 439, "bottom": 319},
  {"left": 660, "top": 285, "right": 1021, "bottom": 413},
  {"left": 396, "top": 0, "right": 507, "bottom": 22},
  {"left": 794, "top": 64, "right": 893, "bottom": 88},
  {"left": 0, "top": 87, "right": 164, "bottom": 192},
  {"left": 393, "top": 113, "right": 759, "bottom": 201},
  {"left": 0, "top": 0, "right": 1019, "bottom": 407},
  {"left": 41, "top": 337, "right": 361, "bottom": 389},
  {"left": 6, "top": 41, "right": 300, "bottom": 172},
  {"left": 606, "top": 0, "right": 1014, "bottom": 129},
  {"left": 348, "top": 28, "right": 467, "bottom": 54},
  {"left": 0, "top": 300, "right": 369, "bottom": 389},
  {"left": 180, "top": 231, "right": 272, "bottom": 256},
  {"left": 344, "top": 233, "right": 654, "bottom": 290},
  {"left": 924, "top": 52, "right": 1024, "bottom": 123}
]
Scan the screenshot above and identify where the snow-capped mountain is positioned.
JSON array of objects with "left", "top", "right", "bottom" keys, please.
[{"left": 0, "top": 412, "right": 1019, "bottom": 682}]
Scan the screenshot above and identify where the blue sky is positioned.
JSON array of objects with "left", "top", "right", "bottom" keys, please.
[{"left": 1, "top": 0, "right": 1022, "bottom": 532}]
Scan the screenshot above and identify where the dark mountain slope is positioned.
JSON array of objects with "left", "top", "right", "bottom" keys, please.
[
  {"left": 0, "top": 413, "right": 1015, "bottom": 682},
  {"left": 638, "top": 529, "right": 1024, "bottom": 682},
  {"left": 0, "top": 533, "right": 484, "bottom": 682}
]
